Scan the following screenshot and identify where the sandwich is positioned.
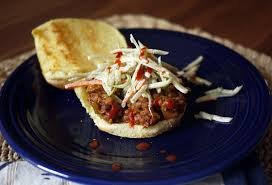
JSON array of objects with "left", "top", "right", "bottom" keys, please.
[{"left": 32, "top": 18, "right": 188, "bottom": 138}]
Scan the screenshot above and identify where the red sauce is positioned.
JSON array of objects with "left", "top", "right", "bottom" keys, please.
[
  {"left": 114, "top": 52, "right": 123, "bottom": 66},
  {"left": 166, "top": 154, "right": 177, "bottom": 162},
  {"left": 146, "top": 67, "right": 153, "bottom": 74},
  {"left": 136, "top": 142, "right": 151, "bottom": 151},
  {"left": 89, "top": 139, "right": 99, "bottom": 150},
  {"left": 128, "top": 111, "right": 135, "bottom": 127},
  {"left": 166, "top": 99, "right": 174, "bottom": 109},
  {"left": 108, "top": 102, "right": 119, "bottom": 120},
  {"left": 115, "top": 51, "right": 123, "bottom": 58},
  {"left": 111, "top": 162, "right": 122, "bottom": 172},
  {"left": 115, "top": 59, "right": 122, "bottom": 66},
  {"left": 153, "top": 97, "right": 161, "bottom": 106},
  {"left": 139, "top": 47, "right": 146, "bottom": 59},
  {"left": 136, "top": 66, "right": 144, "bottom": 80}
]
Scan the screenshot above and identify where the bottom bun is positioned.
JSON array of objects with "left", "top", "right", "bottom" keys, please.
[{"left": 74, "top": 87, "right": 184, "bottom": 138}]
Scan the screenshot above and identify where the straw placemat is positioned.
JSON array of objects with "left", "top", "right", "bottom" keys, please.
[{"left": 0, "top": 14, "right": 271, "bottom": 181}]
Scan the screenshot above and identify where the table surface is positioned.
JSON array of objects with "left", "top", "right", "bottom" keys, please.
[{"left": 1, "top": 0, "right": 272, "bottom": 61}]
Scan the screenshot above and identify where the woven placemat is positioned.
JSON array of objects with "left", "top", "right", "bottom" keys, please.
[{"left": 0, "top": 14, "right": 271, "bottom": 180}]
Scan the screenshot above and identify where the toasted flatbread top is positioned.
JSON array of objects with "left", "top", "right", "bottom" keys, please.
[{"left": 32, "top": 18, "right": 127, "bottom": 88}]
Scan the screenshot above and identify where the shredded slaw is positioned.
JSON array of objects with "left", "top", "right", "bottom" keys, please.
[
  {"left": 194, "top": 111, "right": 233, "bottom": 123},
  {"left": 196, "top": 86, "right": 243, "bottom": 103},
  {"left": 65, "top": 34, "right": 243, "bottom": 124},
  {"left": 177, "top": 56, "right": 212, "bottom": 86},
  {"left": 65, "top": 34, "right": 189, "bottom": 114}
]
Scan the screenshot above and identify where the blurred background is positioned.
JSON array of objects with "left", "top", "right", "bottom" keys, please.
[{"left": 1, "top": 0, "right": 272, "bottom": 61}]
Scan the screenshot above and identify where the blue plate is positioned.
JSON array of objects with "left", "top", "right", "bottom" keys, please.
[{"left": 0, "top": 29, "right": 271, "bottom": 185}]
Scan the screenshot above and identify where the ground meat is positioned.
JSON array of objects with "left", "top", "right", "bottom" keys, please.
[
  {"left": 123, "top": 96, "right": 161, "bottom": 127},
  {"left": 87, "top": 84, "right": 186, "bottom": 127},
  {"left": 152, "top": 85, "right": 187, "bottom": 120},
  {"left": 87, "top": 85, "right": 123, "bottom": 123}
]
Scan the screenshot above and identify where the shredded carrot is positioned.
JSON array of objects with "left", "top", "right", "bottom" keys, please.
[
  {"left": 121, "top": 88, "right": 135, "bottom": 107},
  {"left": 65, "top": 79, "right": 102, "bottom": 89}
]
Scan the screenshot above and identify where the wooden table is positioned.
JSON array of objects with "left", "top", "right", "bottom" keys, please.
[{"left": 1, "top": 0, "right": 272, "bottom": 61}]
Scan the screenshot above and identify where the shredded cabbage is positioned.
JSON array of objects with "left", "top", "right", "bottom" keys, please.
[
  {"left": 65, "top": 34, "right": 243, "bottom": 124},
  {"left": 67, "top": 35, "right": 191, "bottom": 113},
  {"left": 194, "top": 111, "right": 233, "bottom": 123},
  {"left": 196, "top": 86, "right": 243, "bottom": 103},
  {"left": 91, "top": 35, "right": 189, "bottom": 110},
  {"left": 177, "top": 55, "right": 211, "bottom": 86}
]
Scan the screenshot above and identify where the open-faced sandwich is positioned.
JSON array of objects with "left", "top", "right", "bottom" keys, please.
[
  {"left": 66, "top": 35, "right": 189, "bottom": 138},
  {"left": 32, "top": 18, "right": 189, "bottom": 138}
]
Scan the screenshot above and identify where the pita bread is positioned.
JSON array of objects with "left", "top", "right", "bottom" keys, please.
[{"left": 32, "top": 18, "right": 127, "bottom": 88}]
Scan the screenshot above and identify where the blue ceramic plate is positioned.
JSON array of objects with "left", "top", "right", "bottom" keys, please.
[{"left": 0, "top": 29, "right": 271, "bottom": 185}]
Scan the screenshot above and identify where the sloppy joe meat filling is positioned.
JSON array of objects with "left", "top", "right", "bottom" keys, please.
[{"left": 87, "top": 85, "right": 186, "bottom": 127}]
